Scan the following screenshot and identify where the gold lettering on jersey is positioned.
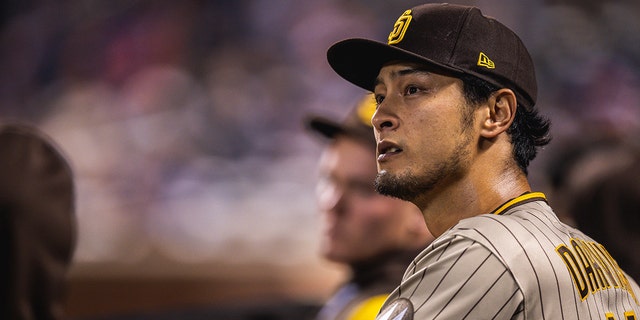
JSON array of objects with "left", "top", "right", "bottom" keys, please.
[
  {"left": 388, "top": 10, "right": 412, "bottom": 45},
  {"left": 557, "top": 245, "right": 589, "bottom": 298},
  {"left": 581, "top": 240, "right": 615, "bottom": 288},
  {"left": 604, "top": 311, "right": 638, "bottom": 320},
  {"left": 593, "top": 243, "right": 621, "bottom": 287},
  {"left": 573, "top": 239, "right": 610, "bottom": 293},
  {"left": 556, "top": 238, "right": 639, "bottom": 304}
]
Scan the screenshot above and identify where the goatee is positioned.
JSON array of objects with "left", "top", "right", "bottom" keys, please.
[
  {"left": 375, "top": 169, "right": 436, "bottom": 202},
  {"left": 374, "top": 137, "right": 470, "bottom": 202}
]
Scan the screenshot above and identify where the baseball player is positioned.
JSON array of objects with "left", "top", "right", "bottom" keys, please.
[
  {"left": 325, "top": 3, "right": 640, "bottom": 319},
  {"left": 306, "top": 95, "right": 433, "bottom": 320}
]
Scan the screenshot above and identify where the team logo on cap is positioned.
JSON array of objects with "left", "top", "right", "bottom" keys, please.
[
  {"left": 477, "top": 52, "right": 495, "bottom": 69},
  {"left": 388, "top": 10, "right": 412, "bottom": 45}
]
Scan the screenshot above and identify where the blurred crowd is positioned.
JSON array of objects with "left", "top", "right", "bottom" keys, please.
[
  {"left": 0, "top": 0, "right": 639, "bottom": 308},
  {"left": 0, "top": 0, "right": 383, "bottom": 266}
]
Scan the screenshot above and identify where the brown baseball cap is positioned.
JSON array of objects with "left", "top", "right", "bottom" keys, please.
[
  {"left": 327, "top": 3, "right": 537, "bottom": 109},
  {"left": 305, "top": 94, "right": 377, "bottom": 148}
]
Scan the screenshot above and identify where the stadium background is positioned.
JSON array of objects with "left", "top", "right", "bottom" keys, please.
[{"left": 1, "top": 0, "right": 638, "bottom": 318}]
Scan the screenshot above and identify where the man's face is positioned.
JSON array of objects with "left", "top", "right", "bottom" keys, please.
[
  {"left": 316, "top": 136, "right": 424, "bottom": 264},
  {"left": 372, "top": 62, "right": 476, "bottom": 203}
]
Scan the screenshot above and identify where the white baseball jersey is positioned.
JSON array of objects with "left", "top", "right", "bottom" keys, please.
[{"left": 376, "top": 192, "right": 640, "bottom": 320}]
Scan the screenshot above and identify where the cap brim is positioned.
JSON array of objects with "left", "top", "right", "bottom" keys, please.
[
  {"left": 306, "top": 115, "right": 345, "bottom": 140},
  {"left": 305, "top": 114, "right": 376, "bottom": 147},
  {"left": 327, "top": 38, "right": 464, "bottom": 92}
]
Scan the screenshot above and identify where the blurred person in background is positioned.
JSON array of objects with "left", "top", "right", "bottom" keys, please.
[
  {"left": 0, "top": 123, "right": 76, "bottom": 320},
  {"left": 305, "top": 94, "right": 434, "bottom": 320},
  {"left": 546, "top": 138, "right": 640, "bottom": 281}
]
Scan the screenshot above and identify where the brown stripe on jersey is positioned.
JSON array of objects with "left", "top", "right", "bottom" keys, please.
[
  {"left": 412, "top": 239, "right": 520, "bottom": 318},
  {"left": 459, "top": 263, "right": 509, "bottom": 319},
  {"left": 525, "top": 206, "right": 581, "bottom": 317},
  {"left": 467, "top": 215, "right": 548, "bottom": 318},
  {"left": 414, "top": 240, "right": 475, "bottom": 312},
  {"left": 488, "top": 211, "right": 569, "bottom": 317},
  {"left": 494, "top": 288, "right": 523, "bottom": 318},
  {"left": 432, "top": 253, "right": 492, "bottom": 318}
]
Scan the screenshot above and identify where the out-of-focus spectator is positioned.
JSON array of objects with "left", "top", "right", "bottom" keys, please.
[
  {"left": 546, "top": 138, "right": 640, "bottom": 281},
  {"left": 0, "top": 123, "right": 76, "bottom": 320},
  {"left": 305, "top": 95, "right": 434, "bottom": 320}
]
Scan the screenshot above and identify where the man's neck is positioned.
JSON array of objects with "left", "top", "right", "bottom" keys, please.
[{"left": 417, "top": 160, "right": 531, "bottom": 238}]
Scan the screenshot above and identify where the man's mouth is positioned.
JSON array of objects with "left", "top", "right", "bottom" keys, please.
[{"left": 377, "top": 141, "right": 403, "bottom": 161}]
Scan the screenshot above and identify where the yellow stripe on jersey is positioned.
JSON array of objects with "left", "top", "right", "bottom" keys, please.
[
  {"left": 492, "top": 192, "right": 547, "bottom": 215},
  {"left": 347, "top": 294, "right": 389, "bottom": 320}
]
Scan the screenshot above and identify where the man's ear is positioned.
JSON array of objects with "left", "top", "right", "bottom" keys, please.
[{"left": 480, "top": 88, "right": 517, "bottom": 139}]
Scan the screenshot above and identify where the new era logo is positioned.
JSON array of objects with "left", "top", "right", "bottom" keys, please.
[{"left": 477, "top": 52, "right": 495, "bottom": 69}]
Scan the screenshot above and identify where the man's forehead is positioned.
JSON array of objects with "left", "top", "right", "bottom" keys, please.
[
  {"left": 375, "top": 62, "right": 460, "bottom": 87},
  {"left": 375, "top": 62, "right": 430, "bottom": 86}
]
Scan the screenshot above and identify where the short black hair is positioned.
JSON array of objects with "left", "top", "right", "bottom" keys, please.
[{"left": 460, "top": 74, "right": 551, "bottom": 175}]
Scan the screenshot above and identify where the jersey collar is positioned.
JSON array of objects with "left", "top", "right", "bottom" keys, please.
[{"left": 491, "top": 192, "right": 547, "bottom": 215}]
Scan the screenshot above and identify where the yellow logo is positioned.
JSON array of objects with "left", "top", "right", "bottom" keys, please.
[
  {"left": 388, "top": 10, "right": 412, "bottom": 45},
  {"left": 477, "top": 52, "right": 495, "bottom": 69},
  {"left": 356, "top": 94, "right": 376, "bottom": 128}
]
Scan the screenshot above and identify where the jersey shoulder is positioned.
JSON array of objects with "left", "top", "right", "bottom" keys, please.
[{"left": 451, "top": 199, "right": 573, "bottom": 253}]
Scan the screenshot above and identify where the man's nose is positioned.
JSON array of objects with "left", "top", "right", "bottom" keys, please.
[{"left": 371, "top": 99, "right": 398, "bottom": 132}]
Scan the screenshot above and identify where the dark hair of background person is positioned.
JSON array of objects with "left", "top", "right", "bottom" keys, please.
[
  {"left": 0, "top": 123, "right": 77, "bottom": 320},
  {"left": 549, "top": 140, "right": 640, "bottom": 281}
]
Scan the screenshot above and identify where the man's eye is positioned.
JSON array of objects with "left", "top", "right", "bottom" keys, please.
[
  {"left": 374, "top": 95, "right": 385, "bottom": 106},
  {"left": 405, "top": 86, "right": 420, "bottom": 95}
]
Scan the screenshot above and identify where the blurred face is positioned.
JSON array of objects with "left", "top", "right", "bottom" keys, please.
[
  {"left": 316, "top": 135, "right": 428, "bottom": 264},
  {"left": 372, "top": 62, "right": 475, "bottom": 203}
]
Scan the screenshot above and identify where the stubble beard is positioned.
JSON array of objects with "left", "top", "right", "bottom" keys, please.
[{"left": 374, "top": 135, "right": 472, "bottom": 203}]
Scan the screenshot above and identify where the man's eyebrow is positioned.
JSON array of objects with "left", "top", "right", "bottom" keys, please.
[
  {"left": 374, "top": 67, "right": 432, "bottom": 87},
  {"left": 398, "top": 67, "right": 432, "bottom": 76}
]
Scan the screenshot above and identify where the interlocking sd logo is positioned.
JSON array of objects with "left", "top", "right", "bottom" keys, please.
[{"left": 388, "top": 10, "right": 412, "bottom": 45}]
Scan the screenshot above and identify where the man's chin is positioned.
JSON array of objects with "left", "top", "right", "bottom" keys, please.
[
  {"left": 375, "top": 170, "right": 424, "bottom": 202},
  {"left": 375, "top": 171, "right": 406, "bottom": 199}
]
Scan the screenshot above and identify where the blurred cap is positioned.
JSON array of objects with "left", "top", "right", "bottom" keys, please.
[
  {"left": 327, "top": 3, "right": 537, "bottom": 109},
  {"left": 305, "top": 94, "right": 377, "bottom": 148}
]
